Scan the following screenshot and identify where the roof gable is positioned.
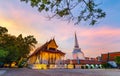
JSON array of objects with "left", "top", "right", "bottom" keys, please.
[
  {"left": 29, "top": 38, "right": 59, "bottom": 57},
  {"left": 47, "top": 38, "right": 58, "bottom": 49}
]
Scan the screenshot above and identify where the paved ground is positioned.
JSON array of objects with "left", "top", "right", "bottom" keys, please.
[
  {"left": 0, "top": 68, "right": 48, "bottom": 76},
  {"left": 0, "top": 70, "right": 6, "bottom": 76},
  {"left": 1, "top": 68, "right": 120, "bottom": 76}
]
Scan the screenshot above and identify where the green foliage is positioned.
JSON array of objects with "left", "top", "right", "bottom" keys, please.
[
  {"left": 0, "top": 26, "right": 8, "bottom": 35},
  {"left": 0, "top": 26, "right": 37, "bottom": 64},
  {"left": 20, "top": 0, "right": 106, "bottom": 25},
  {"left": 115, "top": 56, "right": 120, "bottom": 65},
  {"left": 102, "top": 63, "right": 110, "bottom": 68},
  {"left": 0, "top": 49, "right": 8, "bottom": 58}
]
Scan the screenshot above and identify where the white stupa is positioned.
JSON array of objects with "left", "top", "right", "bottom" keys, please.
[{"left": 72, "top": 33, "right": 85, "bottom": 60}]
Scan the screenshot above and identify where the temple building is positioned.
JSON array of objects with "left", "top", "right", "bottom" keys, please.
[
  {"left": 72, "top": 33, "right": 85, "bottom": 60},
  {"left": 28, "top": 38, "right": 65, "bottom": 69}
]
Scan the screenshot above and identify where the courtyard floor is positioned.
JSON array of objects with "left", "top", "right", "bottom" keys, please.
[{"left": 0, "top": 68, "right": 120, "bottom": 76}]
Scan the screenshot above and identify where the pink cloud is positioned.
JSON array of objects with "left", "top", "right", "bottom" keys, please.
[{"left": 75, "top": 26, "right": 120, "bottom": 57}]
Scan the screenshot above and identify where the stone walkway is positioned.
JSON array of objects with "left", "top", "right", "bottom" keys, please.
[
  {"left": 1, "top": 68, "right": 120, "bottom": 76},
  {"left": 0, "top": 70, "right": 6, "bottom": 76},
  {"left": 39, "top": 69, "right": 120, "bottom": 76},
  {"left": 1, "top": 68, "right": 48, "bottom": 76}
]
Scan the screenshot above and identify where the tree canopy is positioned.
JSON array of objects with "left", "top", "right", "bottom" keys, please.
[
  {"left": 0, "top": 49, "right": 8, "bottom": 58},
  {"left": 0, "top": 26, "right": 37, "bottom": 64},
  {"left": 0, "top": 26, "right": 8, "bottom": 35},
  {"left": 20, "top": 0, "right": 106, "bottom": 25}
]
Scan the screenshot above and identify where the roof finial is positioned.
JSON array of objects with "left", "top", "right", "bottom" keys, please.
[{"left": 53, "top": 36, "right": 55, "bottom": 39}]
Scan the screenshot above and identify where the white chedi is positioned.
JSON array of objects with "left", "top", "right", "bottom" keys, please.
[
  {"left": 73, "top": 51, "right": 85, "bottom": 60},
  {"left": 77, "top": 52, "right": 85, "bottom": 59},
  {"left": 72, "top": 33, "right": 85, "bottom": 60}
]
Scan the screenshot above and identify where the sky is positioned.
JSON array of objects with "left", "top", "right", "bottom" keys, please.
[{"left": 0, "top": 0, "right": 120, "bottom": 59}]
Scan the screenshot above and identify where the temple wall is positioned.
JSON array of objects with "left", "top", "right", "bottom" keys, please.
[{"left": 29, "top": 52, "right": 63, "bottom": 64}]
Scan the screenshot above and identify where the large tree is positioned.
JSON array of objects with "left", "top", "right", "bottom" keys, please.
[
  {"left": 20, "top": 0, "right": 106, "bottom": 25},
  {"left": 0, "top": 26, "right": 37, "bottom": 64}
]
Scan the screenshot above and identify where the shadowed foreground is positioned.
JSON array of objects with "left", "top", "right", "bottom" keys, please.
[
  {"left": 1, "top": 68, "right": 48, "bottom": 76},
  {"left": 1, "top": 68, "right": 120, "bottom": 76}
]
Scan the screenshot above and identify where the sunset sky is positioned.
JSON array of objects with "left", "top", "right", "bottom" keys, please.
[{"left": 0, "top": 0, "right": 120, "bottom": 59}]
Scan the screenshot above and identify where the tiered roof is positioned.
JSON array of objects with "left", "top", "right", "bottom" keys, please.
[{"left": 29, "top": 39, "right": 65, "bottom": 57}]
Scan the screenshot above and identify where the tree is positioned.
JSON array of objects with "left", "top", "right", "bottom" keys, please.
[
  {"left": 16, "top": 34, "right": 37, "bottom": 58},
  {"left": 0, "top": 26, "right": 37, "bottom": 64},
  {"left": 0, "top": 33, "right": 22, "bottom": 63},
  {"left": 24, "top": 35, "right": 37, "bottom": 54},
  {"left": 115, "top": 56, "right": 120, "bottom": 64},
  {"left": 115, "top": 56, "right": 120, "bottom": 68},
  {"left": 20, "top": 0, "right": 106, "bottom": 25}
]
